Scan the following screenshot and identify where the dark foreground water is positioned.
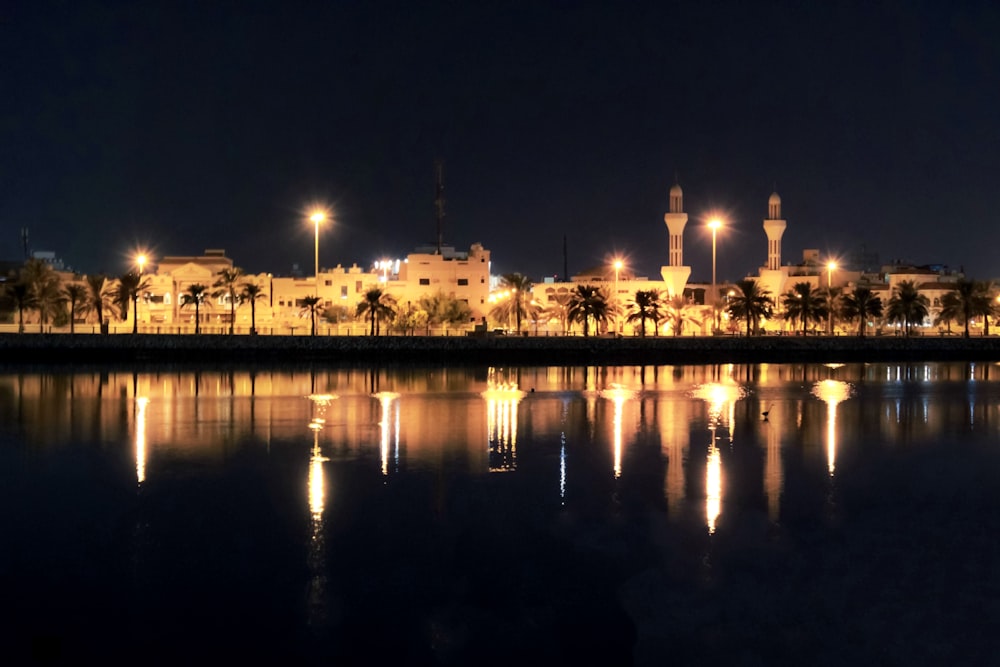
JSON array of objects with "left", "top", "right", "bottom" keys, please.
[{"left": 1, "top": 362, "right": 999, "bottom": 665}]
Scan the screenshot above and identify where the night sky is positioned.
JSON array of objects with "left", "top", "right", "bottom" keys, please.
[{"left": 4, "top": 1, "right": 999, "bottom": 283}]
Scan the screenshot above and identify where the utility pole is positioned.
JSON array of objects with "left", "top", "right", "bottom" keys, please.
[
  {"left": 434, "top": 160, "right": 445, "bottom": 255},
  {"left": 21, "top": 227, "right": 29, "bottom": 260}
]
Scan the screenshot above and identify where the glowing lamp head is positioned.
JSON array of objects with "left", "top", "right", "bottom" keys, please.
[
  {"left": 614, "top": 259, "right": 623, "bottom": 271},
  {"left": 310, "top": 211, "right": 327, "bottom": 225},
  {"left": 708, "top": 219, "right": 722, "bottom": 231}
]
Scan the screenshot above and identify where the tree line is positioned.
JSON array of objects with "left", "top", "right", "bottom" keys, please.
[{"left": 3, "top": 262, "right": 997, "bottom": 338}]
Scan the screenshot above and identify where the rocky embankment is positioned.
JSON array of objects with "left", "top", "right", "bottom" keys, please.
[{"left": 2, "top": 332, "right": 1000, "bottom": 367}]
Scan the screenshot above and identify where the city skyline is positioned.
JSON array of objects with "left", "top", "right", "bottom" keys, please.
[{"left": 5, "top": 2, "right": 999, "bottom": 281}]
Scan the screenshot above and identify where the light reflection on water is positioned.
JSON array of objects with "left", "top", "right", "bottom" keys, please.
[{"left": 4, "top": 362, "right": 1000, "bottom": 660}]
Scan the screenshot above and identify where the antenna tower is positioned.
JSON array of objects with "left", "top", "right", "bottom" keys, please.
[{"left": 434, "top": 160, "right": 445, "bottom": 255}]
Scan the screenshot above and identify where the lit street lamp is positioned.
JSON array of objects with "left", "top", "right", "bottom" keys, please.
[
  {"left": 134, "top": 253, "right": 147, "bottom": 335},
  {"left": 613, "top": 258, "right": 623, "bottom": 334},
  {"left": 708, "top": 219, "right": 723, "bottom": 332},
  {"left": 310, "top": 210, "right": 327, "bottom": 297},
  {"left": 827, "top": 261, "right": 837, "bottom": 334}
]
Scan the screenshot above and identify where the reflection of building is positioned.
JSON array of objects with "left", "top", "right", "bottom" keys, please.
[{"left": 484, "top": 368, "right": 525, "bottom": 472}]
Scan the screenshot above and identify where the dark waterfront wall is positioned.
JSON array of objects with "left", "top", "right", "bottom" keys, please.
[{"left": 3, "top": 333, "right": 1000, "bottom": 366}]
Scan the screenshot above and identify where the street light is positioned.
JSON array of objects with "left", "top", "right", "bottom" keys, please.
[
  {"left": 613, "top": 258, "right": 623, "bottom": 334},
  {"left": 827, "top": 261, "right": 837, "bottom": 334},
  {"left": 134, "top": 253, "right": 147, "bottom": 334},
  {"left": 310, "top": 210, "right": 327, "bottom": 297},
  {"left": 708, "top": 219, "right": 723, "bottom": 332}
]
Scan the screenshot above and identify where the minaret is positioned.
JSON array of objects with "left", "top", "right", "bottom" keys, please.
[
  {"left": 660, "top": 182, "right": 691, "bottom": 297},
  {"left": 763, "top": 192, "right": 785, "bottom": 270},
  {"left": 758, "top": 190, "right": 789, "bottom": 304}
]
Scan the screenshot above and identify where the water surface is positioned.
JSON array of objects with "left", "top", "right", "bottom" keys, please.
[{"left": 1, "top": 362, "right": 998, "bottom": 665}]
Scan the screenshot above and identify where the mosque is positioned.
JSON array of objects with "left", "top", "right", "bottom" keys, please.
[{"left": 533, "top": 182, "right": 965, "bottom": 336}]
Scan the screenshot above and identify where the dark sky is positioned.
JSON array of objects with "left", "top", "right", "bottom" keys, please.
[{"left": 4, "top": 1, "right": 999, "bottom": 282}]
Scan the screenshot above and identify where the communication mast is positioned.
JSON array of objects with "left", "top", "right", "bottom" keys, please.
[{"left": 434, "top": 160, "right": 445, "bottom": 255}]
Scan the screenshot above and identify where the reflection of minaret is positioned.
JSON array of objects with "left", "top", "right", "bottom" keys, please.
[
  {"left": 660, "top": 398, "right": 689, "bottom": 517},
  {"left": 660, "top": 182, "right": 692, "bottom": 297},
  {"left": 763, "top": 402, "right": 782, "bottom": 522},
  {"left": 759, "top": 191, "right": 789, "bottom": 299}
]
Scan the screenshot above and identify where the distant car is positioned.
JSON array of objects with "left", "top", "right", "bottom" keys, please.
[{"left": 492, "top": 328, "right": 507, "bottom": 335}]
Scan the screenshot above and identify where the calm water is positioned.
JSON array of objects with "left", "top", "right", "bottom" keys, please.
[{"left": 2, "top": 362, "right": 1000, "bottom": 665}]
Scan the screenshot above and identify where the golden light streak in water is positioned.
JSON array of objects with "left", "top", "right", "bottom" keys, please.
[
  {"left": 706, "top": 443, "right": 722, "bottom": 534},
  {"left": 692, "top": 381, "right": 745, "bottom": 533},
  {"left": 308, "top": 424, "right": 328, "bottom": 518},
  {"left": 812, "top": 380, "right": 852, "bottom": 475},
  {"left": 374, "top": 392, "right": 401, "bottom": 476},
  {"left": 692, "top": 382, "right": 744, "bottom": 431},
  {"left": 599, "top": 385, "right": 636, "bottom": 478},
  {"left": 306, "top": 393, "right": 337, "bottom": 517},
  {"left": 483, "top": 369, "right": 525, "bottom": 472},
  {"left": 135, "top": 396, "right": 149, "bottom": 484}
]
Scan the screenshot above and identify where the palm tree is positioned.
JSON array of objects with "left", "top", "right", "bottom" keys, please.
[
  {"left": 939, "top": 279, "right": 993, "bottom": 338},
  {"left": 566, "top": 284, "right": 609, "bottom": 337},
  {"left": 886, "top": 280, "right": 929, "bottom": 336},
  {"left": 727, "top": 279, "right": 773, "bottom": 336},
  {"left": 22, "top": 258, "right": 64, "bottom": 332},
  {"left": 625, "top": 290, "right": 662, "bottom": 337},
  {"left": 4, "top": 282, "right": 35, "bottom": 333},
  {"left": 543, "top": 292, "right": 572, "bottom": 335},
  {"left": 180, "top": 283, "right": 210, "bottom": 334},
  {"left": 492, "top": 273, "right": 533, "bottom": 333},
  {"left": 356, "top": 287, "right": 396, "bottom": 336},
  {"left": 935, "top": 290, "right": 960, "bottom": 335},
  {"left": 825, "top": 286, "right": 843, "bottom": 334},
  {"left": 661, "top": 293, "right": 702, "bottom": 337},
  {"left": 62, "top": 283, "right": 90, "bottom": 334},
  {"left": 840, "top": 286, "right": 884, "bottom": 337},
  {"left": 240, "top": 281, "right": 267, "bottom": 335},
  {"left": 113, "top": 271, "right": 150, "bottom": 334},
  {"left": 782, "top": 282, "right": 827, "bottom": 334},
  {"left": 85, "top": 274, "right": 111, "bottom": 334},
  {"left": 212, "top": 267, "right": 244, "bottom": 334},
  {"left": 300, "top": 295, "right": 323, "bottom": 336}
]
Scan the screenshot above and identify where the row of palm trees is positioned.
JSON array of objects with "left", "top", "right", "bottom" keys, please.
[
  {"left": 723, "top": 277, "right": 997, "bottom": 337},
  {"left": 0, "top": 260, "right": 269, "bottom": 335},
  {"left": 5, "top": 261, "right": 998, "bottom": 338},
  {"left": 489, "top": 272, "right": 999, "bottom": 338}
]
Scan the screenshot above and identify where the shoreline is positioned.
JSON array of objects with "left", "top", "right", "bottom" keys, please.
[{"left": 3, "top": 332, "right": 1000, "bottom": 367}]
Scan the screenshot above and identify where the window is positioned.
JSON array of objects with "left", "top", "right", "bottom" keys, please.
[
  {"left": 341, "top": 286, "right": 348, "bottom": 299},
  {"left": 457, "top": 278, "right": 468, "bottom": 286},
  {"left": 355, "top": 281, "right": 362, "bottom": 292},
  {"left": 325, "top": 279, "right": 332, "bottom": 286},
  {"left": 163, "top": 293, "right": 171, "bottom": 305},
  {"left": 419, "top": 278, "right": 430, "bottom": 286}
]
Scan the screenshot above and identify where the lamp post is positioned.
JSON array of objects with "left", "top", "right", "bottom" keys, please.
[
  {"left": 613, "top": 259, "right": 623, "bottom": 334},
  {"left": 827, "top": 261, "right": 837, "bottom": 334},
  {"left": 134, "top": 254, "right": 147, "bottom": 334},
  {"left": 310, "top": 211, "right": 327, "bottom": 297},
  {"left": 708, "top": 219, "right": 722, "bottom": 332}
]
